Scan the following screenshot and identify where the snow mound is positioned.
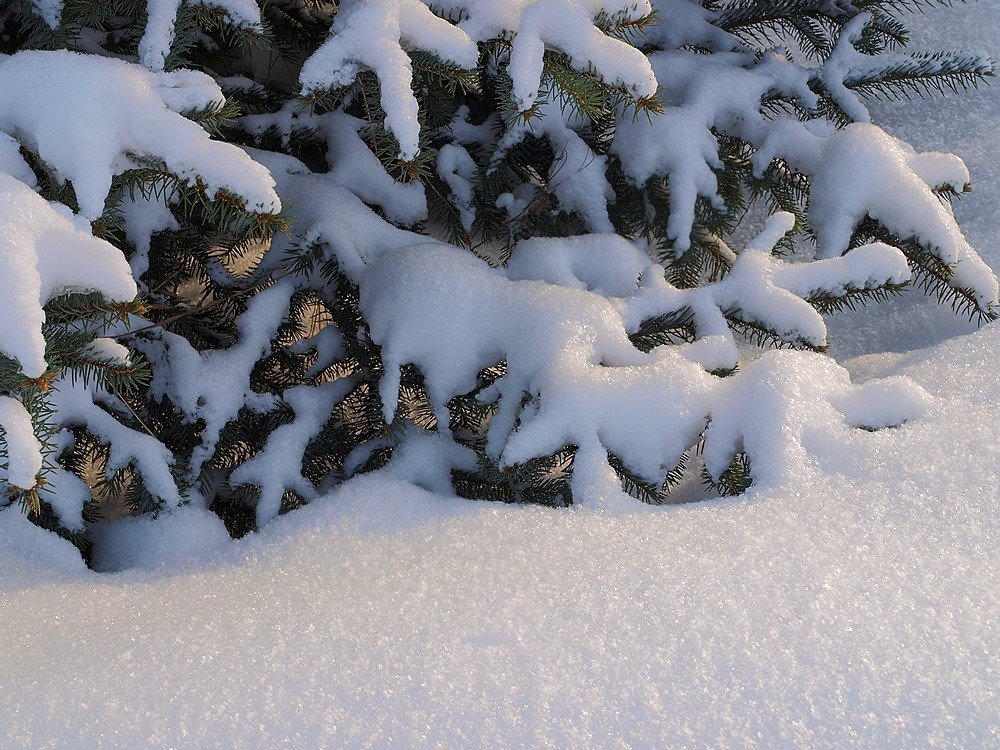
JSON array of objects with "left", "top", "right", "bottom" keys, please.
[
  {"left": 90, "top": 506, "right": 231, "bottom": 573},
  {"left": 1, "top": 324, "right": 996, "bottom": 747},
  {"left": 359, "top": 215, "right": 925, "bottom": 500}
]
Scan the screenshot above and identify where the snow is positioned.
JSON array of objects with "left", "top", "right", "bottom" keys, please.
[
  {"left": 611, "top": 48, "right": 816, "bottom": 253},
  {"left": 0, "top": 50, "right": 280, "bottom": 220},
  {"left": 83, "top": 338, "right": 132, "bottom": 365},
  {"left": 138, "top": 0, "right": 263, "bottom": 72},
  {"left": 710, "top": 236, "right": 911, "bottom": 349},
  {"left": 490, "top": 101, "right": 606, "bottom": 228},
  {"left": 356, "top": 425, "right": 478, "bottom": 495},
  {"left": 0, "top": 171, "right": 137, "bottom": 379},
  {"left": 505, "top": 233, "right": 649, "bottom": 295},
  {"left": 825, "top": 2, "right": 1000, "bottom": 357},
  {"left": 511, "top": 103, "right": 616, "bottom": 233},
  {"left": 138, "top": 0, "right": 185, "bottom": 72},
  {"left": 0, "top": 4, "right": 998, "bottom": 746},
  {"left": 646, "top": 0, "right": 736, "bottom": 52},
  {"left": 299, "top": 0, "right": 479, "bottom": 161},
  {"left": 0, "top": 397, "right": 41, "bottom": 489},
  {"left": 504, "top": 0, "right": 657, "bottom": 112},
  {"left": 0, "top": 509, "right": 86, "bottom": 589},
  {"left": 817, "top": 13, "right": 992, "bottom": 127},
  {"left": 0, "top": 133, "right": 36, "bottom": 188},
  {"left": 135, "top": 279, "right": 297, "bottom": 485},
  {"left": 357, "top": 215, "right": 925, "bottom": 498},
  {"left": 246, "top": 147, "right": 423, "bottom": 282},
  {"left": 42, "top": 464, "right": 90, "bottom": 532},
  {"left": 230, "top": 381, "right": 355, "bottom": 527},
  {"left": 89, "top": 505, "right": 231, "bottom": 573},
  {"left": 318, "top": 112, "right": 428, "bottom": 225},
  {"left": 151, "top": 69, "right": 227, "bottom": 113},
  {"left": 0, "top": 324, "right": 997, "bottom": 746},
  {"left": 50, "top": 381, "right": 184, "bottom": 506},
  {"left": 26, "top": 0, "right": 62, "bottom": 28},
  {"left": 435, "top": 144, "right": 477, "bottom": 233},
  {"left": 806, "top": 123, "right": 998, "bottom": 309},
  {"left": 300, "top": 0, "right": 656, "bottom": 158},
  {"left": 158, "top": 132, "right": 932, "bottom": 505},
  {"left": 120, "top": 192, "right": 180, "bottom": 279},
  {"left": 604, "top": 35, "right": 997, "bottom": 314}
]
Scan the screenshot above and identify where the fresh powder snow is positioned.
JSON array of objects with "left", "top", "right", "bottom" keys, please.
[{"left": 0, "top": 324, "right": 997, "bottom": 746}]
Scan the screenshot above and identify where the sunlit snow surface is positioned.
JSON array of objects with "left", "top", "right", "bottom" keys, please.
[
  {"left": 2, "top": 326, "right": 997, "bottom": 747},
  {"left": 1, "top": 6, "right": 998, "bottom": 748}
]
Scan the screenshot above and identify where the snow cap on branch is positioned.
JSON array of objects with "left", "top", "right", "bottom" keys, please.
[
  {"left": 351, "top": 212, "right": 926, "bottom": 500},
  {"left": 300, "top": 0, "right": 656, "bottom": 159},
  {"left": 0, "top": 172, "right": 136, "bottom": 379},
  {"left": 0, "top": 51, "right": 280, "bottom": 221},
  {"left": 139, "top": 0, "right": 264, "bottom": 72}
]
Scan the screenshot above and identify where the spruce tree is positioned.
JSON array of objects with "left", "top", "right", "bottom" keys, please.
[{"left": 0, "top": 0, "right": 994, "bottom": 554}]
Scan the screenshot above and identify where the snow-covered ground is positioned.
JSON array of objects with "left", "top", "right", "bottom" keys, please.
[
  {"left": 3, "top": 323, "right": 999, "bottom": 747},
  {"left": 2, "top": 6, "right": 998, "bottom": 748}
]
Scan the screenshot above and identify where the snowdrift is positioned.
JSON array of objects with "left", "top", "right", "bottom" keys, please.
[{"left": 2, "top": 324, "right": 996, "bottom": 747}]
